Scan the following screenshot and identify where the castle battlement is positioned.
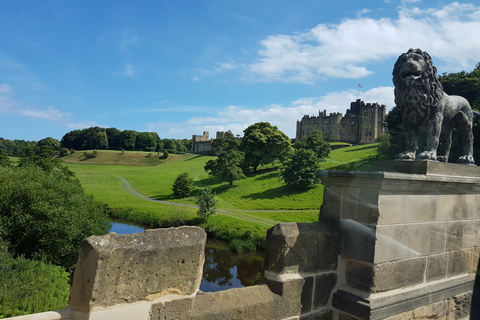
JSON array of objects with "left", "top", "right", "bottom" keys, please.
[{"left": 296, "top": 99, "right": 386, "bottom": 144}]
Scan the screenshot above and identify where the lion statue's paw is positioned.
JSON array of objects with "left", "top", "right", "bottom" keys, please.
[
  {"left": 395, "top": 152, "right": 416, "bottom": 161},
  {"left": 457, "top": 155, "right": 475, "bottom": 165},
  {"left": 416, "top": 151, "right": 437, "bottom": 161}
]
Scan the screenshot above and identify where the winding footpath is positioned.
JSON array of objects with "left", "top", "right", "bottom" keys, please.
[{"left": 117, "top": 176, "right": 281, "bottom": 227}]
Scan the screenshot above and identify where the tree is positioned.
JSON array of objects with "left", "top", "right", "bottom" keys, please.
[
  {"left": 136, "top": 132, "right": 158, "bottom": 151},
  {"left": 282, "top": 149, "right": 321, "bottom": 189},
  {"left": 37, "top": 137, "right": 61, "bottom": 153},
  {"left": 211, "top": 132, "right": 240, "bottom": 152},
  {"left": 240, "top": 122, "right": 292, "bottom": 172},
  {"left": 204, "top": 150, "right": 246, "bottom": 188},
  {"left": 195, "top": 187, "right": 217, "bottom": 221},
  {"left": 294, "top": 130, "right": 331, "bottom": 159},
  {"left": 18, "top": 145, "right": 69, "bottom": 175},
  {"left": 0, "top": 166, "right": 110, "bottom": 269},
  {"left": 106, "top": 127, "right": 122, "bottom": 149},
  {"left": 0, "top": 149, "right": 12, "bottom": 167},
  {"left": 172, "top": 172, "right": 195, "bottom": 198},
  {"left": 120, "top": 130, "right": 137, "bottom": 150}
]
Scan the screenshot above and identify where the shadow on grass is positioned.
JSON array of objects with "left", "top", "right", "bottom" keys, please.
[
  {"left": 241, "top": 184, "right": 310, "bottom": 201},
  {"left": 344, "top": 145, "right": 377, "bottom": 152},
  {"left": 185, "top": 154, "right": 209, "bottom": 161}
]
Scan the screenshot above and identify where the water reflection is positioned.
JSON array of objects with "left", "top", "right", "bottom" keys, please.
[
  {"left": 200, "top": 239, "right": 264, "bottom": 292},
  {"left": 109, "top": 223, "right": 265, "bottom": 292}
]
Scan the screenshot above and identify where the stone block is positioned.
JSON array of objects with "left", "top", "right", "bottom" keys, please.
[
  {"left": 425, "top": 253, "right": 447, "bottom": 282},
  {"left": 345, "top": 258, "right": 426, "bottom": 293},
  {"left": 447, "top": 249, "right": 471, "bottom": 277},
  {"left": 446, "top": 221, "right": 464, "bottom": 251},
  {"left": 149, "top": 296, "right": 194, "bottom": 320},
  {"left": 389, "top": 222, "right": 446, "bottom": 258},
  {"left": 265, "top": 276, "right": 304, "bottom": 317},
  {"left": 355, "top": 189, "right": 379, "bottom": 225},
  {"left": 319, "top": 186, "right": 343, "bottom": 223},
  {"left": 301, "top": 277, "right": 314, "bottom": 314},
  {"left": 187, "top": 285, "right": 280, "bottom": 320},
  {"left": 69, "top": 227, "right": 206, "bottom": 312},
  {"left": 265, "top": 222, "right": 339, "bottom": 274},
  {"left": 313, "top": 273, "right": 337, "bottom": 309},
  {"left": 463, "top": 219, "right": 480, "bottom": 248}
]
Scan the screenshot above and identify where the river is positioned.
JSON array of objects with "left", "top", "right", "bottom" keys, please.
[{"left": 109, "top": 222, "right": 264, "bottom": 292}]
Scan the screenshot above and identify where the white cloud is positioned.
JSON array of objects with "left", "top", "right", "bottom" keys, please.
[
  {"left": 147, "top": 86, "right": 394, "bottom": 139},
  {"left": 115, "top": 63, "right": 136, "bottom": 77},
  {"left": 247, "top": 2, "right": 480, "bottom": 83},
  {"left": 0, "top": 83, "right": 103, "bottom": 130}
]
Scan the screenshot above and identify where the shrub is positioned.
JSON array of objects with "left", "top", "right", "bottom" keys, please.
[
  {"left": 195, "top": 187, "right": 217, "bottom": 221},
  {"left": 0, "top": 243, "right": 70, "bottom": 317},
  {"left": 172, "top": 172, "right": 194, "bottom": 198},
  {"left": 0, "top": 166, "right": 110, "bottom": 269}
]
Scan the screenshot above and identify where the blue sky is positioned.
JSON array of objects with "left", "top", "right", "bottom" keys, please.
[{"left": 1, "top": 0, "right": 479, "bottom": 141}]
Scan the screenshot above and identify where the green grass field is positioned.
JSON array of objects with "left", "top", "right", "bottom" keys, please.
[{"left": 62, "top": 143, "right": 378, "bottom": 246}]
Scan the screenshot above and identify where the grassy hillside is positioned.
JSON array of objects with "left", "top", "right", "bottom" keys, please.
[{"left": 63, "top": 143, "right": 378, "bottom": 247}]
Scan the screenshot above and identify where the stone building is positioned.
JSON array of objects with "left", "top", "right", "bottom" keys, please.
[
  {"left": 296, "top": 99, "right": 386, "bottom": 145},
  {"left": 192, "top": 130, "right": 233, "bottom": 155}
]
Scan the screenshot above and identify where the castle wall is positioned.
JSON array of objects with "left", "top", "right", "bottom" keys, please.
[{"left": 296, "top": 99, "right": 386, "bottom": 144}]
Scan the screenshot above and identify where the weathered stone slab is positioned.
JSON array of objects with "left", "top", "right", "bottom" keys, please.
[
  {"left": 345, "top": 258, "right": 426, "bottom": 293},
  {"left": 69, "top": 226, "right": 206, "bottom": 312},
  {"left": 265, "top": 222, "right": 339, "bottom": 274}
]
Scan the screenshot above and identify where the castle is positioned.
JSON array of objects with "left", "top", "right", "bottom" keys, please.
[
  {"left": 192, "top": 130, "right": 233, "bottom": 155},
  {"left": 296, "top": 99, "right": 386, "bottom": 144}
]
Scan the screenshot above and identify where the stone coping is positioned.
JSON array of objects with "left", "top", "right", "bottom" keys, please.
[{"left": 374, "top": 160, "right": 480, "bottom": 177}]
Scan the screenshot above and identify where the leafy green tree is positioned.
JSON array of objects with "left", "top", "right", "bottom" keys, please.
[
  {"left": 195, "top": 187, "right": 217, "bottom": 221},
  {"left": 211, "top": 132, "right": 240, "bottom": 152},
  {"left": 106, "top": 127, "right": 122, "bottom": 149},
  {"left": 136, "top": 132, "right": 160, "bottom": 151},
  {"left": 37, "top": 137, "right": 61, "bottom": 154},
  {"left": 205, "top": 150, "right": 246, "bottom": 188},
  {"left": 172, "top": 172, "right": 195, "bottom": 198},
  {"left": 294, "top": 129, "right": 331, "bottom": 159},
  {"left": 120, "top": 130, "right": 137, "bottom": 150},
  {"left": 0, "top": 166, "right": 110, "bottom": 269},
  {"left": 162, "top": 139, "right": 177, "bottom": 153},
  {"left": 18, "top": 145, "right": 70, "bottom": 175},
  {"left": 240, "top": 122, "right": 292, "bottom": 172},
  {"left": 0, "top": 149, "right": 12, "bottom": 167},
  {"left": 282, "top": 149, "right": 321, "bottom": 189}
]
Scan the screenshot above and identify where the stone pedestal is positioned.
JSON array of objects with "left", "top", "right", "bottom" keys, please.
[{"left": 317, "top": 162, "right": 480, "bottom": 319}]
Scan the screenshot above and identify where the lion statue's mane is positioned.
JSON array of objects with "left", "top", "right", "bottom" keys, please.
[
  {"left": 392, "top": 48, "right": 475, "bottom": 164},
  {"left": 393, "top": 49, "right": 443, "bottom": 126}
]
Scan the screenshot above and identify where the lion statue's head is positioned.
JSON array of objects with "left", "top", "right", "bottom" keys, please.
[{"left": 392, "top": 48, "right": 444, "bottom": 126}]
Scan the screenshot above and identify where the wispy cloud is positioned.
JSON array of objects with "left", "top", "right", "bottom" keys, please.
[
  {"left": 0, "top": 83, "right": 102, "bottom": 129},
  {"left": 115, "top": 63, "right": 137, "bottom": 77},
  {"left": 146, "top": 86, "right": 394, "bottom": 139},
  {"left": 247, "top": 2, "right": 480, "bottom": 83}
]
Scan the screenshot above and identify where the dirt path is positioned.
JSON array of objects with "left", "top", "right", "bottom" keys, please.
[{"left": 117, "top": 176, "right": 280, "bottom": 227}]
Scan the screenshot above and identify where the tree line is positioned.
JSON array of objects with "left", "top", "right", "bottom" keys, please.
[{"left": 0, "top": 127, "right": 193, "bottom": 156}]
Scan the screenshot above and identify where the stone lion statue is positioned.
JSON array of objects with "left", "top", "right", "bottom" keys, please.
[{"left": 392, "top": 48, "right": 475, "bottom": 164}]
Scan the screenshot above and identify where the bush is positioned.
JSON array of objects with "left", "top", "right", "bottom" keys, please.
[
  {"left": 0, "top": 243, "right": 70, "bottom": 317},
  {"left": 195, "top": 187, "right": 217, "bottom": 221},
  {"left": 172, "top": 172, "right": 194, "bottom": 198},
  {"left": 0, "top": 166, "right": 110, "bottom": 269},
  {"left": 282, "top": 149, "right": 321, "bottom": 189}
]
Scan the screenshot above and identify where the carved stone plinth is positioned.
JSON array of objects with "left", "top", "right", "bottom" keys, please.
[{"left": 317, "top": 162, "right": 480, "bottom": 319}]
